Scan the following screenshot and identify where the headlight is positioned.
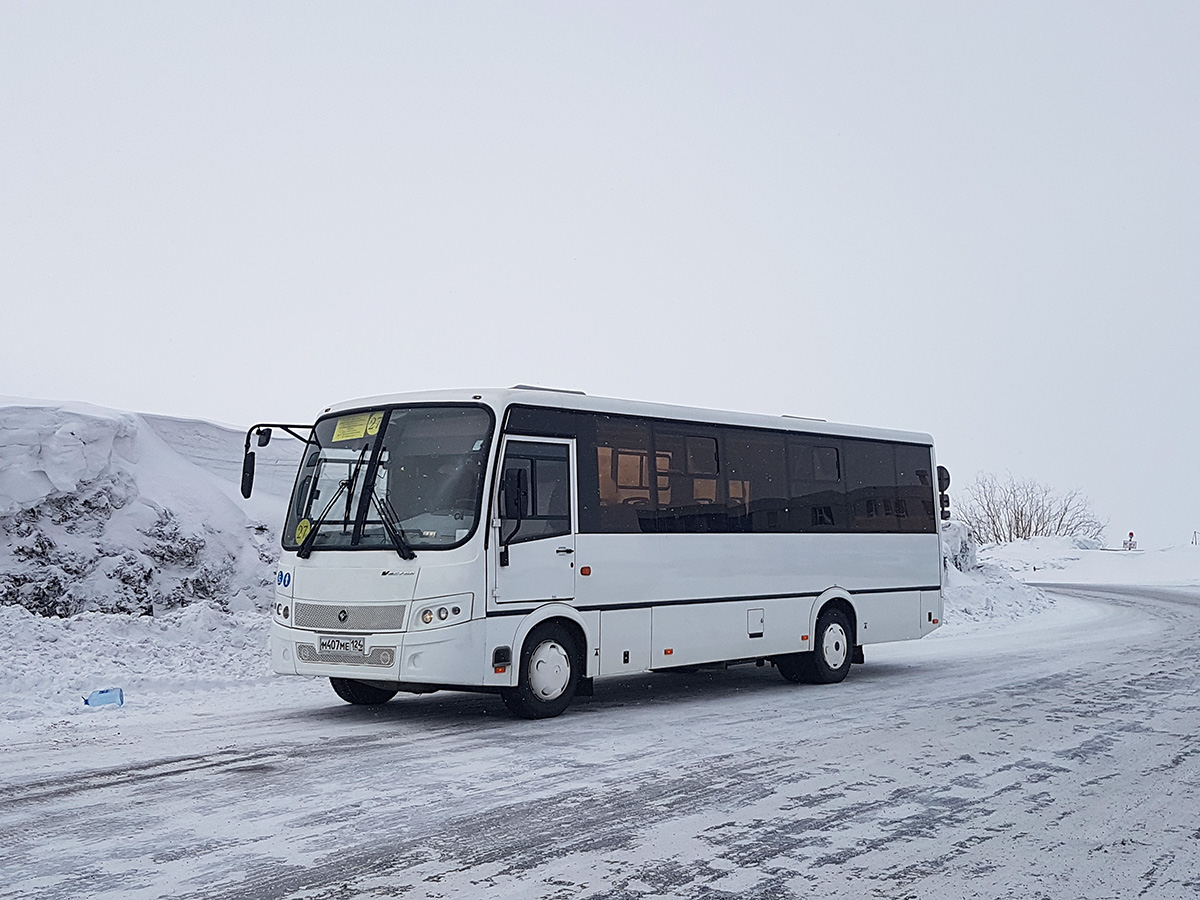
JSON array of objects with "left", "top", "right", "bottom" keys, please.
[{"left": 411, "top": 594, "right": 473, "bottom": 630}]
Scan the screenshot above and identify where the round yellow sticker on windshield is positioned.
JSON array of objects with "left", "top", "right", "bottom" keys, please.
[
  {"left": 295, "top": 518, "right": 312, "bottom": 544},
  {"left": 367, "top": 412, "right": 384, "bottom": 435}
]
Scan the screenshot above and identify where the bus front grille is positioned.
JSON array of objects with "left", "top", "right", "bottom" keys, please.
[{"left": 293, "top": 602, "right": 408, "bottom": 632}]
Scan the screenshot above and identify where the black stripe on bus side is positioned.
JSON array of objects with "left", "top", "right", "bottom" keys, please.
[{"left": 484, "top": 584, "right": 941, "bottom": 617}]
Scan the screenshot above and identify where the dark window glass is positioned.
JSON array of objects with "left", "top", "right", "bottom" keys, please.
[
  {"left": 499, "top": 441, "right": 571, "bottom": 544},
  {"left": 590, "top": 415, "right": 655, "bottom": 534},
  {"left": 787, "top": 436, "right": 845, "bottom": 531},
  {"left": 895, "top": 443, "right": 937, "bottom": 533},
  {"left": 724, "top": 430, "right": 789, "bottom": 533},
  {"left": 654, "top": 430, "right": 725, "bottom": 532},
  {"left": 844, "top": 440, "right": 898, "bottom": 533},
  {"left": 506, "top": 406, "right": 580, "bottom": 439}
]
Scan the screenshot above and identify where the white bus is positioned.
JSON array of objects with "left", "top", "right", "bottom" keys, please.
[{"left": 243, "top": 387, "right": 950, "bottom": 719}]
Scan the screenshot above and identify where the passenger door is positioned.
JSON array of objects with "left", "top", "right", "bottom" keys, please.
[{"left": 493, "top": 437, "right": 576, "bottom": 605}]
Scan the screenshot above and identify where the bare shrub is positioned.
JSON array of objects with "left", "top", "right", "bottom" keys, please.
[{"left": 959, "top": 473, "right": 1106, "bottom": 544}]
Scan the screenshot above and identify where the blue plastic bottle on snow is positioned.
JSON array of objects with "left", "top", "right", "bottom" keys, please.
[{"left": 83, "top": 688, "right": 124, "bottom": 708}]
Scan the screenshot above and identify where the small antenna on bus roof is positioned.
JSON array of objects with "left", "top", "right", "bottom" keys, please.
[{"left": 510, "top": 384, "right": 587, "bottom": 395}]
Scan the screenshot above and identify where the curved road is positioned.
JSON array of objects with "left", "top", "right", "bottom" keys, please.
[{"left": 3, "top": 584, "right": 1199, "bottom": 899}]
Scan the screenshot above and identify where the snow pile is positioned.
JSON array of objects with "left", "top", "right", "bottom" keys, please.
[
  {"left": 940, "top": 521, "right": 1054, "bottom": 628},
  {"left": 0, "top": 399, "right": 297, "bottom": 618},
  {"left": 982, "top": 535, "right": 1200, "bottom": 586}
]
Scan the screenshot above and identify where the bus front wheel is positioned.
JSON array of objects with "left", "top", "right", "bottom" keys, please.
[
  {"left": 501, "top": 623, "right": 580, "bottom": 719},
  {"left": 330, "top": 677, "right": 399, "bottom": 706},
  {"left": 775, "top": 607, "right": 854, "bottom": 685}
]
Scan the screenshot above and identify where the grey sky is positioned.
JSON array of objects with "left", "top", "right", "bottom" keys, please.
[{"left": 3, "top": 3, "right": 1198, "bottom": 548}]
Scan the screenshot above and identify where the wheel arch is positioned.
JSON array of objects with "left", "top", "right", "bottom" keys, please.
[
  {"left": 808, "top": 588, "right": 858, "bottom": 647},
  {"left": 510, "top": 604, "right": 592, "bottom": 677}
]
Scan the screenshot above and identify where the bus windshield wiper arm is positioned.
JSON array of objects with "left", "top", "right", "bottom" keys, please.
[
  {"left": 297, "top": 446, "right": 368, "bottom": 559},
  {"left": 369, "top": 489, "right": 417, "bottom": 561}
]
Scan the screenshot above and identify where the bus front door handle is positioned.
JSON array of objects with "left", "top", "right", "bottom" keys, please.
[{"left": 556, "top": 547, "right": 575, "bottom": 555}]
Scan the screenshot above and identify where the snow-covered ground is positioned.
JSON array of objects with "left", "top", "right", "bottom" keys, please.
[{"left": 4, "top": 400, "right": 1200, "bottom": 898}]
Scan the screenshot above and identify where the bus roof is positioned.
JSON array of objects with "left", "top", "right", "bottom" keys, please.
[{"left": 320, "top": 387, "right": 935, "bottom": 446}]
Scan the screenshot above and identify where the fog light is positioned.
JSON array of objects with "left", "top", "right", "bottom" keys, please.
[
  {"left": 437, "top": 607, "right": 449, "bottom": 621},
  {"left": 283, "top": 606, "right": 289, "bottom": 620},
  {"left": 421, "top": 609, "right": 434, "bottom": 624},
  {"left": 451, "top": 606, "right": 461, "bottom": 616}
]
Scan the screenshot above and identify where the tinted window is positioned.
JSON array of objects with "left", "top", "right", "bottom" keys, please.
[
  {"left": 654, "top": 430, "right": 726, "bottom": 532},
  {"left": 844, "top": 440, "right": 898, "bottom": 533},
  {"left": 895, "top": 443, "right": 937, "bottom": 533},
  {"left": 591, "top": 415, "right": 655, "bottom": 534},
  {"left": 724, "top": 430, "right": 789, "bottom": 533},
  {"left": 787, "top": 436, "right": 845, "bottom": 531}
]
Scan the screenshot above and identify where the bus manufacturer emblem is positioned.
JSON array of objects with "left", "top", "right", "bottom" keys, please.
[{"left": 338, "top": 609, "right": 349, "bottom": 623}]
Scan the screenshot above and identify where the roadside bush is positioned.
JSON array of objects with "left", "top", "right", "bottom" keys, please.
[{"left": 959, "top": 473, "right": 1106, "bottom": 544}]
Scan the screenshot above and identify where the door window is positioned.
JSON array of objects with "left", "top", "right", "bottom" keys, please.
[{"left": 500, "top": 441, "right": 571, "bottom": 543}]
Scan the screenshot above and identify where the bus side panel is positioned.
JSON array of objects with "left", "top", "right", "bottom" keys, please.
[
  {"left": 650, "top": 597, "right": 805, "bottom": 669},
  {"left": 853, "top": 590, "right": 923, "bottom": 644},
  {"left": 599, "top": 608, "right": 652, "bottom": 675},
  {"left": 574, "top": 533, "right": 942, "bottom": 607},
  {"left": 919, "top": 589, "right": 943, "bottom": 635}
]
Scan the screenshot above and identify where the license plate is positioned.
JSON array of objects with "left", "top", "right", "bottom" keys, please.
[{"left": 319, "top": 635, "right": 366, "bottom": 654}]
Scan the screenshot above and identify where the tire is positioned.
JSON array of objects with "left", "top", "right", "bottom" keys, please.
[
  {"left": 501, "top": 623, "right": 580, "bottom": 719},
  {"left": 330, "top": 677, "right": 399, "bottom": 706},
  {"left": 774, "top": 607, "right": 854, "bottom": 685},
  {"left": 773, "top": 652, "right": 806, "bottom": 684}
]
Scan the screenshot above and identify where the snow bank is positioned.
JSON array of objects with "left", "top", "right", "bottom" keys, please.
[
  {"left": 981, "top": 535, "right": 1200, "bottom": 586},
  {"left": 939, "top": 520, "right": 1054, "bottom": 629},
  {"left": 0, "top": 399, "right": 300, "bottom": 618}
]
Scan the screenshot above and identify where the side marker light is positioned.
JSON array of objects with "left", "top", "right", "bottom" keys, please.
[
  {"left": 802, "top": 634, "right": 809, "bottom": 641},
  {"left": 494, "top": 666, "right": 507, "bottom": 674},
  {"left": 580, "top": 566, "right": 592, "bottom": 576},
  {"left": 664, "top": 648, "right": 673, "bottom": 655}
]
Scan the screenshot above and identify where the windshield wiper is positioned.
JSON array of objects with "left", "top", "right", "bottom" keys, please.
[
  {"left": 369, "top": 488, "right": 417, "bottom": 561},
  {"left": 297, "top": 446, "right": 368, "bottom": 559}
]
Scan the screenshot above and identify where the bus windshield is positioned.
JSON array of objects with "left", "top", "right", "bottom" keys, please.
[{"left": 283, "top": 405, "right": 493, "bottom": 554}]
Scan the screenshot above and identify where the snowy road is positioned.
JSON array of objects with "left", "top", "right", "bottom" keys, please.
[{"left": 4, "top": 585, "right": 1200, "bottom": 899}]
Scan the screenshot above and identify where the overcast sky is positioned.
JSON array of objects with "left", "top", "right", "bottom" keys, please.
[{"left": 3, "top": 3, "right": 1198, "bottom": 548}]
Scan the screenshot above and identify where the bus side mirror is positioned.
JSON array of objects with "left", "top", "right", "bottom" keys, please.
[
  {"left": 937, "top": 465, "right": 950, "bottom": 493},
  {"left": 256, "top": 427, "right": 273, "bottom": 447},
  {"left": 241, "top": 451, "right": 256, "bottom": 499}
]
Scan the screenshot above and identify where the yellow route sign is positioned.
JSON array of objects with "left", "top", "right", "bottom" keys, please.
[{"left": 331, "top": 413, "right": 370, "bottom": 442}]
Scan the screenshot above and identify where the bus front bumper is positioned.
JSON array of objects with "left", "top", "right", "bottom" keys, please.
[{"left": 270, "top": 619, "right": 491, "bottom": 687}]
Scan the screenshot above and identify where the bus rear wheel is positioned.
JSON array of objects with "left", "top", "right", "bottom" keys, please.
[
  {"left": 501, "top": 623, "right": 580, "bottom": 719},
  {"left": 330, "top": 677, "right": 399, "bottom": 706},
  {"left": 775, "top": 607, "right": 854, "bottom": 685}
]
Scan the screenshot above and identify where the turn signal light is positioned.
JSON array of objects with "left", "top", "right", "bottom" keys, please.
[{"left": 494, "top": 666, "right": 507, "bottom": 674}]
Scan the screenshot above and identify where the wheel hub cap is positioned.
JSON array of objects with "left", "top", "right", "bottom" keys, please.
[
  {"left": 822, "top": 624, "right": 848, "bottom": 669},
  {"left": 529, "top": 640, "right": 571, "bottom": 700}
]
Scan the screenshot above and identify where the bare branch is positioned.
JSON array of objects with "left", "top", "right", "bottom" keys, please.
[{"left": 957, "top": 472, "right": 1106, "bottom": 544}]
